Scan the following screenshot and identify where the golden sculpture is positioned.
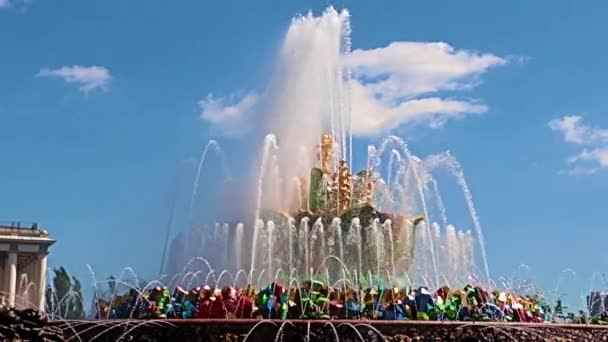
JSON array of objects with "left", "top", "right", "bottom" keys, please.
[
  {"left": 337, "top": 159, "right": 352, "bottom": 214},
  {"left": 316, "top": 133, "right": 354, "bottom": 215},
  {"left": 285, "top": 133, "right": 425, "bottom": 274},
  {"left": 319, "top": 133, "right": 333, "bottom": 174}
]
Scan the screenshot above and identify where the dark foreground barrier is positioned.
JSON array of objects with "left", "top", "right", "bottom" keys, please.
[
  {"left": 0, "top": 308, "right": 63, "bottom": 341},
  {"left": 56, "top": 319, "right": 608, "bottom": 342}
]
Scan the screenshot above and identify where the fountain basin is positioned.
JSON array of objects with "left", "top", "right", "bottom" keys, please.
[{"left": 56, "top": 319, "right": 608, "bottom": 341}]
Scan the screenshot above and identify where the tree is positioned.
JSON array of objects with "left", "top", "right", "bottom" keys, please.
[
  {"left": 45, "top": 267, "right": 85, "bottom": 319},
  {"left": 107, "top": 275, "right": 117, "bottom": 295}
]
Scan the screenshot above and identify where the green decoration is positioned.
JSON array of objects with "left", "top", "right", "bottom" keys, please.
[{"left": 308, "top": 167, "right": 324, "bottom": 212}]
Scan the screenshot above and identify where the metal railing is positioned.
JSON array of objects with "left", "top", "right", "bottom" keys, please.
[{"left": 0, "top": 221, "right": 40, "bottom": 230}]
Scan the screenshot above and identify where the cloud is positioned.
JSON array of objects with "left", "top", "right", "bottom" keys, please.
[
  {"left": 550, "top": 115, "right": 608, "bottom": 174},
  {"left": 347, "top": 41, "right": 506, "bottom": 134},
  {"left": 349, "top": 82, "right": 487, "bottom": 134},
  {"left": 568, "top": 148, "right": 608, "bottom": 167},
  {"left": 549, "top": 115, "right": 608, "bottom": 145},
  {"left": 1, "top": 0, "right": 34, "bottom": 11},
  {"left": 198, "top": 92, "right": 259, "bottom": 136},
  {"left": 558, "top": 166, "right": 599, "bottom": 176},
  {"left": 199, "top": 41, "right": 506, "bottom": 137},
  {"left": 37, "top": 65, "right": 111, "bottom": 93},
  {"left": 347, "top": 42, "right": 505, "bottom": 98}
]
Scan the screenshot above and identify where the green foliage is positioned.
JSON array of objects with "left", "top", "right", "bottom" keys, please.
[
  {"left": 434, "top": 299, "right": 459, "bottom": 320},
  {"left": 279, "top": 302, "right": 288, "bottom": 319},
  {"left": 359, "top": 273, "right": 383, "bottom": 285},
  {"left": 471, "top": 313, "right": 491, "bottom": 321},
  {"left": 45, "top": 267, "right": 85, "bottom": 319},
  {"left": 308, "top": 168, "right": 325, "bottom": 212},
  {"left": 442, "top": 299, "right": 458, "bottom": 320},
  {"left": 416, "top": 312, "right": 430, "bottom": 320},
  {"left": 107, "top": 275, "right": 116, "bottom": 295},
  {"left": 299, "top": 287, "right": 331, "bottom": 319},
  {"left": 425, "top": 303, "right": 439, "bottom": 319}
]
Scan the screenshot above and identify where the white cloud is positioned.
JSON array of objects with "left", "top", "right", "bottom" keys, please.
[
  {"left": 350, "top": 80, "right": 487, "bottom": 134},
  {"left": 550, "top": 115, "right": 608, "bottom": 174},
  {"left": 568, "top": 148, "right": 608, "bottom": 168},
  {"left": 37, "top": 65, "right": 111, "bottom": 93},
  {"left": 1, "top": 0, "right": 34, "bottom": 10},
  {"left": 347, "top": 41, "right": 505, "bottom": 134},
  {"left": 199, "top": 41, "right": 506, "bottom": 136},
  {"left": 347, "top": 42, "right": 505, "bottom": 98},
  {"left": 198, "top": 92, "right": 259, "bottom": 136},
  {"left": 549, "top": 115, "right": 608, "bottom": 145},
  {"left": 558, "top": 166, "right": 599, "bottom": 176}
]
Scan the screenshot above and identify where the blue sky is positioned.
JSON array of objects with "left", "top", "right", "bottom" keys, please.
[{"left": 1, "top": 0, "right": 607, "bottom": 308}]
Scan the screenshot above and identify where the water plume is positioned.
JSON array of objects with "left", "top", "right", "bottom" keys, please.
[{"left": 161, "top": 7, "right": 491, "bottom": 292}]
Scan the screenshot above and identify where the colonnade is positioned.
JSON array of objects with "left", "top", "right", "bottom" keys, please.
[{"left": 1, "top": 244, "right": 49, "bottom": 312}]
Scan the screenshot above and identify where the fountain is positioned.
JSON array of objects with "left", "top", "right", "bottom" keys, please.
[
  {"left": 37, "top": 6, "right": 607, "bottom": 342},
  {"left": 156, "top": 6, "right": 490, "bottom": 293},
  {"left": 250, "top": 132, "right": 426, "bottom": 285},
  {"left": 165, "top": 129, "right": 487, "bottom": 293}
]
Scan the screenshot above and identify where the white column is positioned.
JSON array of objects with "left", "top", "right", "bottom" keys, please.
[
  {"left": 8, "top": 251, "right": 17, "bottom": 308},
  {"left": 3, "top": 255, "right": 10, "bottom": 304},
  {"left": 37, "top": 254, "right": 47, "bottom": 313}
]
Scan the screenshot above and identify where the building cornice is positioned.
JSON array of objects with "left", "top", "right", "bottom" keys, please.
[{"left": 0, "top": 235, "right": 55, "bottom": 245}]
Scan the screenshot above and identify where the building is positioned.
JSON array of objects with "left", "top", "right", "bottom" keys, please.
[
  {"left": 0, "top": 222, "right": 54, "bottom": 311},
  {"left": 587, "top": 291, "right": 608, "bottom": 317}
]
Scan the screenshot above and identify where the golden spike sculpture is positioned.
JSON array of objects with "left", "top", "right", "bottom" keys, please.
[
  {"left": 319, "top": 133, "right": 333, "bottom": 174},
  {"left": 337, "top": 159, "right": 352, "bottom": 214}
]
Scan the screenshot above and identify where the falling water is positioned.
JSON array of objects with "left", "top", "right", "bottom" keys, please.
[
  {"left": 301, "top": 218, "right": 310, "bottom": 279},
  {"left": 255, "top": 134, "right": 279, "bottom": 221},
  {"left": 189, "top": 140, "right": 223, "bottom": 225},
  {"left": 251, "top": 219, "right": 265, "bottom": 281},
  {"left": 222, "top": 223, "right": 230, "bottom": 270},
  {"left": 288, "top": 218, "right": 295, "bottom": 275},
  {"left": 251, "top": 134, "right": 279, "bottom": 273},
  {"left": 387, "top": 149, "right": 401, "bottom": 187},
  {"left": 312, "top": 218, "right": 326, "bottom": 277},
  {"left": 267, "top": 220, "right": 275, "bottom": 284},
  {"left": 376, "top": 135, "right": 439, "bottom": 286},
  {"left": 444, "top": 225, "right": 457, "bottom": 286},
  {"left": 234, "top": 223, "right": 244, "bottom": 270},
  {"left": 331, "top": 218, "right": 344, "bottom": 266},
  {"left": 425, "top": 151, "right": 490, "bottom": 286},
  {"left": 383, "top": 219, "right": 395, "bottom": 283},
  {"left": 370, "top": 219, "right": 381, "bottom": 280},
  {"left": 265, "top": 7, "right": 352, "bottom": 186},
  {"left": 352, "top": 218, "right": 362, "bottom": 278},
  {"left": 162, "top": 7, "right": 490, "bottom": 294},
  {"left": 412, "top": 162, "right": 439, "bottom": 286},
  {"left": 159, "top": 160, "right": 195, "bottom": 275}
]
